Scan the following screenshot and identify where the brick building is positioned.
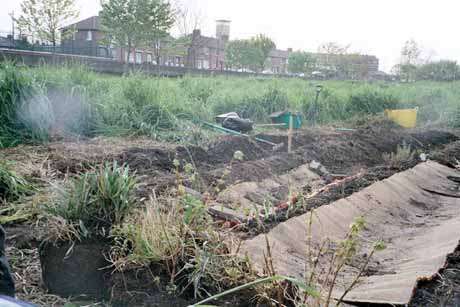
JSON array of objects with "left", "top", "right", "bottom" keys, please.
[
  {"left": 312, "top": 53, "right": 379, "bottom": 79},
  {"left": 61, "top": 16, "right": 379, "bottom": 77},
  {"left": 61, "top": 16, "right": 109, "bottom": 57}
]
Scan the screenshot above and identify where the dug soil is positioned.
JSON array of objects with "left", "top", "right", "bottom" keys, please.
[{"left": 118, "top": 125, "right": 457, "bottom": 196}]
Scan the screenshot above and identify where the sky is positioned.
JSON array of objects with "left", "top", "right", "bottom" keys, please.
[{"left": 1, "top": 0, "right": 459, "bottom": 72}]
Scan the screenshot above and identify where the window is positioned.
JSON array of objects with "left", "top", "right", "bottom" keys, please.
[
  {"left": 136, "top": 52, "right": 142, "bottom": 64},
  {"left": 72, "top": 32, "right": 76, "bottom": 41},
  {"left": 147, "top": 53, "right": 152, "bottom": 63},
  {"left": 128, "top": 52, "right": 135, "bottom": 63},
  {"left": 112, "top": 48, "right": 118, "bottom": 60},
  {"left": 203, "top": 60, "right": 209, "bottom": 69},
  {"left": 87, "top": 30, "right": 92, "bottom": 41},
  {"left": 176, "top": 57, "right": 181, "bottom": 66},
  {"left": 98, "top": 47, "right": 108, "bottom": 57}
]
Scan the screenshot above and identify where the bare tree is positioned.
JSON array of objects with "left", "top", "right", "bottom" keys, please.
[
  {"left": 173, "top": 0, "right": 204, "bottom": 37},
  {"left": 172, "top": 1, "right": 206, "bottom": 69},
  {"left": 317, "top": 42, "right": 351, "bottom": 78},
  {"left": 317, "top": 42, "right": 350, "bottom": 55},
  {"left": 399, "top": 39, "right": 421, "bottom": 81}
]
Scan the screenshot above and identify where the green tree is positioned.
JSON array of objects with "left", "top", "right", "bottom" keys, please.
[
  {"left": 401, "top": 39, "right": 421, "bottom": 65},
  {"left": 250, "top": 34, "right": 276, "bottom": 71},
  {"left": 225, "top": 39, "right": 259, "bottom": 71},
  {"left": 225, "top": 35, "right": 276, "bottom": 72},
  {"left": 416, "top": 60, "right": 459, "bottom": 81},
  {"left": 15, "top": 0, "right": 79, "bottom": 47},
  {"left": 288, "top": 51, "right": 317, "bottom": 74},
  {"left": 100, "top": 0, "right": 175, "bottom": 64}
]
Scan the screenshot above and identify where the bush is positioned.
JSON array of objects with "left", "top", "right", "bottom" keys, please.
[
  {"left": 347, "top": 87, "right": 398, "bottom": 115},
  {"left": 48, "top": 162, "right": 137, "bottom": 237}
]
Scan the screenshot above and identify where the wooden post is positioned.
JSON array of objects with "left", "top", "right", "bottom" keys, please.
[{"left": 288, "top": 114, "right": 293, "bottom": 153}]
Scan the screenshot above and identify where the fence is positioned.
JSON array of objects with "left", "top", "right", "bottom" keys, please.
[{"left": 0, "top": 31, "right": 112, "bottom": 59}]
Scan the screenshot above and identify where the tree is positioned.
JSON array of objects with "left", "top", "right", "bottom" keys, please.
[
  {"left": 225, "top": 34, "right": 276, "bottom": 72},
  {"left": 317, "top": 42, "right": 351, "bottom": 78},
  {"left": 416, "top": 60, "right": 459, "bottom": 81},
  {"left": 174, "top": 1, "right": 204, "bottom": 37},
  {"left": 317, "top": 42, "right": 350, "bottom": 55},
  {"left": 399, "top": 39, "right": 421, "bottom": 82},
  {"left": 401, "top": 39, "right": 421, "bottom": 65},
  {"left": 250, "top": 34, "right": 276, "bottom": 71},
  {"left": 225, "top": 39, "right": 259, "bottom": 71},
  {"left": 100, "top": 0, "right": 175, "bottom": 64},
  {"left": 15, "top": 0, "right": 79, "bottom": 47},
  {"left": 288, "top": 51, "right": 316, "bottom": 74},
  {"left": 173, "top": 2, "right": 206, "bottom": 68}
]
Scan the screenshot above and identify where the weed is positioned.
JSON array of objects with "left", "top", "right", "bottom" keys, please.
[
  {"left": 190, "top": 215, "right": 386, "bottom": 306},
  {"left": 47, "top": 161, "right": 137, "bottom": 238},
  {"left": 111, "top": 195, "right": 254, "bottom": 300},
  {"left": 383, "top": 141, "right": 415, "bottom": 167}
]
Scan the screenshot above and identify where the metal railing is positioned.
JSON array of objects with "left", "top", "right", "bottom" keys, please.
[{"left": 0, "top": 31, "right": 113, "bottom": 58}]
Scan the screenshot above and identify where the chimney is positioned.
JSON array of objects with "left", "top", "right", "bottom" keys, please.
[
  {"left": 287, "top": 48, "right": 293, "bottom": 52},
  {"left": 216, "top": 20, "right": 231, "bottom": 42},
  {"left": 192, "top": 29, "right": 201, "bottom": 38}
]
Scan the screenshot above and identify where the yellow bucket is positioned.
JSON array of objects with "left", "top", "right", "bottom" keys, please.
[{"left": 384, "top": 108, "right": 418, "bottom": 128}]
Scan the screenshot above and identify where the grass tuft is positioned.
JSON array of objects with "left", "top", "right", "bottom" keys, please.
[
  {"left": 383, "top": 141, "right": 415, "bottom": 167},
  {"left": 0, "top": 161, "right": 35, "bottom": 202},
  {"left": 47, "top": 161, "right": 137, "bottom": 238}
]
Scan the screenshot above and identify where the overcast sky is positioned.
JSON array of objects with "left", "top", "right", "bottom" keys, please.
[{"left": 1, "top": 0, "right": 459, "bottom": 71}]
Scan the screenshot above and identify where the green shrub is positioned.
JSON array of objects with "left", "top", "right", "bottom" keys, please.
[{"left": 346, "top": 87, "right": 398, "bottom": 115}]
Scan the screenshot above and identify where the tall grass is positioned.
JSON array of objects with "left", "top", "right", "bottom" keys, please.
[
  {"left": 1, "top": 63, "right": 459, "bottom": 147},
  {"left": 0, "top": 62, "right": 51, "bottom": 147}
]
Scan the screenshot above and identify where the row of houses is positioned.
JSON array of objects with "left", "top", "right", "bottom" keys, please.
[{"left": 57, "top": 16, "right": 380, "bottom": 78}]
